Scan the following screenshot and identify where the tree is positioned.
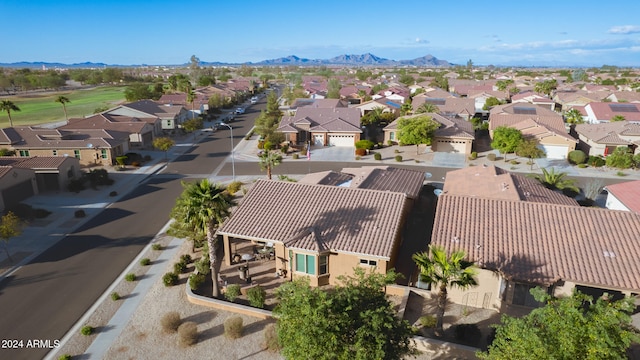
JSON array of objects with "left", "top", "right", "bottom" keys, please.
[
  {"left": 397, "top": 115, "right": 440, "bottom": 153},
  {"left": 124, "top": 83, "right": 153, "bottom": 101},
  {"left": 274, "top": 268, "right": 417, "bottom": 360},
  {"left": 534, "top": 79, "right": 557, "bottom": 96},
  {"left": 564, "top": 108, "right": 584, "bottom": 124},
  {"left": 186, "top": 88, "right": 196, "bottom": 119},
  {"left": 153, "top": 137, "right": 175, "bottom": 160},
  {"left": 326, "top": 78, "right": 341, "bottom": 99},
  {"left": 483, "top": 97, "right": 503, "bottom": 111},
  {"left": 605, "top": 146, "right": 635, "bottom": 169},
  {"left": 0, "top": 211, "right": 23, "bottom": 263},
  {"left": 516, "top": 139, "right": 545, "bottom": 169},
  {"left": 478, "top": 289, "right": 640, "bottom": 360},
  {"left": 415, "top": 102, "right": 439, "bottom": 114},
  {"left": 491, "top": 126, "right": 523, "bottom": 161},
  {"left": 258, "top": 150, "right": 282, "bottom": 180},
  {"left": 55, "top": 95, "right": 71, "bottom": 121},
  {"left": 170, "top": 180, "right": 234, "bottom": 298},
  {"left": 533, "top": 167, "right": 579, "bottom": 193},
  {"left": 611, "top": 115, "right": 626, "bottom": 122},
  {"left": 0, "top": 100, "right": 20, "bottom": 127},
  {"left": 412, "top": 246, "right": 478, "bottom": 335}
]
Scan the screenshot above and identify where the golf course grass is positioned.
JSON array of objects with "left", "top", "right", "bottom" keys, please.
[{"left": 0, "top": 86, "right": 127, "bottom": 127}]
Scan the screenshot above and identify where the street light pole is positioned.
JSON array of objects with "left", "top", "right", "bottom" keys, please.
[{"left": 220, "top": 122, "right": 235, "bottom": 181}]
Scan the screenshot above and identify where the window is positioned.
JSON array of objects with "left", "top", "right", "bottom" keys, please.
[
  {"left": 101, "top": 149, "right": 108, "bottom": 159},
  {"left": 295, "top": 253, "right": 315, "bottom": 275},
  {"left": 512, "top": 283, "right": 541, "bottom": 307},
  {"left": 19, "top": 150, "right": 30, "bottom": 157},
  {"left": 390, "top": 132, "right": 395, "bottom": 140},
  {"left": 359, "top": 258, "right": 377, "bottom": 267},
  {"left": 319, "top": 255, "right": 328, "bottom": 275},
  {"left": 74, "top": 150, "right": 81, "bottom": 159},
  {"left": 52, "top": 150, "right": 57, "bottom": 156}
]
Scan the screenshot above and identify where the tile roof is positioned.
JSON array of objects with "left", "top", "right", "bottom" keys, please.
[
  {"left": 340, "top": 166, "right": 425, "bottom": 199},
  {"left": 384, "top": 113, "right": 475, "bottom": 140},
  {"left": 443, "top": 165, "right": 579, "bottom": 206},
  {"left": 278, "top": 107, "right": 362, "bottom": 133},
  {"left": 0, "top": 127, "right": 129, "bottom": 149},
  {"left": 9, "top": 156, "right": 73, "bottom": 169},
  {"left": 605, "top": 180, "right": 640, "bottom": 214},
  {"left": 586, "top": 102, "right": 640, "bottom": 122},
  {"left": 299, "top": 170, "right": 354, "bottom": 186},
  {"left": 431, "top": 195, "right": 640, "bottom": 291},
  {"left": 575, "top": 122, "right": 640, "bottom": 144},
  {"left": 218, "top": 180, "right": 409, "bottom": 259}
]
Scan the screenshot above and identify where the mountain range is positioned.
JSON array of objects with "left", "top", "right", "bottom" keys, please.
[{"left": 0, "top": 53, "right": 453, "bottom": 68}]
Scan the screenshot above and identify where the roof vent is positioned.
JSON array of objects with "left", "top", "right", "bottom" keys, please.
[{"left": 603, "top": 250, "right": 616, "bottom": 258}]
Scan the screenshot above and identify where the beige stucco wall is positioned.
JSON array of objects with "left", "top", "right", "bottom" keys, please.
[
  {"left": 436, "top": 268, "right": 504, "bottom": 310},
  {"left": 15, "top": 144, "right": 127, "bottom": 167},
  {"left": 0, "top": 167, "right": 38, "bottom": 212}
]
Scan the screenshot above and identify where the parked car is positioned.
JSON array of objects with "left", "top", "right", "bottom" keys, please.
[
  {"left": 235, "top": 107, "right": 245, "bottom": 114},
  {"left": 250, "top": 96, "right": 258, "bottom": 104}
]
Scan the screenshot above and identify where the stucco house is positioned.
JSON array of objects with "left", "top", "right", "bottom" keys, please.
[
  {"left": 217, "top": 168, "right": 424, "bottom": 286},
  {"left": 0, "top": 127, "right": 130, "bottom": 167},
  {"left": 583, "top": 102, "right": 640, "bottom": 124},
  {"left": 61, "top": 113, "right": 156, "bottom": 149},
  {"left": 383, "top": 113, "right": 475, "bottom": 155},
  {"left": 574, "top": 121, "right": 640, "bottom": 156},
  {"left": 430, "top": 165, "right": 640, "bottom": 310},
  {"left": 489, "top": 103, "right": 577, "bottom": 159},
  {"left": 278, "top": 106, "right": 362, "bottom": 147},
  {"left": 109, "top": 100, "right": 188, "bottom": 131},
  {"left": 604, "top": 180, "right": 640, "bottom": 214}
]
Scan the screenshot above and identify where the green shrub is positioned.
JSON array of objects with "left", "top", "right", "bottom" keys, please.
[
  {"left": 163, "top": 272, "right": 179, "bottom": 286},
  {"left": 58, "top": 355, "right": 72, "bottom": 360},
  {"left": 617, "top": 171, "right": 627, "bottom": 177},
  {"left": 588, "top": 155, "right": 605, "bottom": 167},
  {"left": 281, "top": 144, "right": 289, "bottom": 154},
  {"left": 152, "top": 243, "right": 163, "bottom": 251},
  {"left": 180, "top": 254, "right": 193, "bottom": 264},
  {"left": 195, "top": 257, "right": 211, "bottom": 275},
  {"left": 263, "top": 141, "right": 274, "bottom": 150},
  {"left": 227, "top": 181, "right": 243, "bottom": 195},
  {"left": 263, "top": 323, "right": 281, "bottom": 352},
  {"left": 355, "top": 148, "right": 367, "bottom": 156},
  {"left": 355, "top": 139, "right": 375, "bottom": 150},
  {"left": 178, "top": 321, "right": 198, "bottom": 346},
  {"left": 224, "top": 316, "right": 244, "bottom": 339},
  {"left": 140, "top": 258, "right": 151, "bottom": 266},
  {"left": 510, "top": 160, "right": 519, "bottom": 165},
  {"left": 487, "top": 153, "right": 497, "bottom": 161},
  {"left": 124, "top": 273, "right": 136, "bottom": 282},
  {"left": 568, "top": 150, "right": 587, "bottom": 164},
  {"left": 225, "top": 284, "right": 241, "bottom": 302},
  {"left": 374, "top": 152, "right": 382, "bottom": 160},
  {"left": 577, "top": 163, "right": 588, "bottom": 168},
  {"left": 395, "top": 155, "right": 403, "bottom": 162},
  {"left": 469, "top": 151, "right": 478, "bottom": 160},
  {"left": 292, "top": 153, "right": 299, "bottom": 160},
  {"left": 81, "top": 326, "right": 94, "bottom": 336},
  {"left": 247, "top": 285, "right": 266, "bottom": 309},
  {"left": 111, "top": 292, "right": 121, "bottom": 301},
  {"left": 174, "top": 261, "right": 187, "bottom": 274},
  {"left": 188, "top": 273, "right": 205, "bottom": 291},
  {"left": 394, "top": 149, "right": 400, "bottom": 154},
  {"left": 161, "top": 311, "right": 182, "bottom": 333},
  {"left": 419, "top": 315, "right": 437, "bottom": 329}
]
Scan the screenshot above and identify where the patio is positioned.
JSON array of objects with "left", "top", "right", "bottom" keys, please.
[{"left": 217, "top": 240, "right": 287, "bottom": 309}]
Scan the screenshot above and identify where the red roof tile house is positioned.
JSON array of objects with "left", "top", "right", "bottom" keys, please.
[
  {"left": 489, "top": 103, "right": 577, "bottom": 159},
  {"left": 584, "top": 102, "right": 640, "bottom": 123},
  {"left": 430, "top": 166, "right": 640, "bottom": 310},
  {"left": 217, "top": 179, "right": 414, "bottom": 287},
  {"left": 61, "top": 113, "right": 156, "bottom": 149},
  {"left": 605, "top": 180, "right": 640, "bottom": 213},
  {"left": 278, "top": 106, "right": 362, "bottom": 147},
  {"left": 109, "top": 100, "right": 188, "bottom": 131},
  {"left": 383, "top": 113, "right": 475, "bottom": 155},
  {"left": 574, "top": 121, "right": 640, "bottom": 156}
]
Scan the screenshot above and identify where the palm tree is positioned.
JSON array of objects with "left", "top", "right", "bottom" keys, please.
[
  {"left": 415, "top": 102, "right": 439, "bottom": 114},
  {"left": 564, "top": 108, "right": 584, "bottom": 124},
  {"left": 55, "top": 96, "right": 71, "bottom": 122},
  {"left": 0, "top": 100, "right": 20, "bottom": 127},
  {"left": 412, "top": 245, "right": 478, "bottom": 335},
  {"left": 186, "top": 89, "right": 196, "bottom": 119},
  {"left": 533, "top": 167, "right": 579, "bottom": 193},
  {"left": 258, "top": 150, "right": 282, "bottom": 180},
  {"left": 171, "top": 179, "right": 235, "bottom": 298}
]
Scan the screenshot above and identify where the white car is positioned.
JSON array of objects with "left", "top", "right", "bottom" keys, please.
[
  {"left": 235, "top": 107, "right": 245, "bottom": 114},
  {"left": 250, "top": 96, "right": 258, "bottom": 104}
]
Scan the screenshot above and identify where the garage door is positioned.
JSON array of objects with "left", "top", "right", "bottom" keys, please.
[
  {"left": 435, "top": 140, "right": 467, "bottom": 153},
  {"left": 328, "top": 134, "right": 354, "bottom": 147},
  {"left": 538, "top": 145, "right": 568, "bottom": 159},
  {"left": 2, "top": 180, "right": 35, "bottom": 211},
  {"left": 313, "top": 134, "right": 324, "bottom": 146}
]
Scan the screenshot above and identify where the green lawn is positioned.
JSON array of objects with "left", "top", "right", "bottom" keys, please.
[{"left": 0, "top": 86, "right": 127, "bottom": 127}]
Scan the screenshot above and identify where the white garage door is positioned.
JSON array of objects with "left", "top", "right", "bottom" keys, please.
[
  {"left": 328, "top": 134, "right": 355, "bottom": 147},
  {"left": 313, "top": 134, "right": 324, "bottom": 146},
  {"left": 538, "top": 145, "right": 568, "bottom": 159},
  {"left": 435, "top": 140, "right": 467, "bottom": 153}
]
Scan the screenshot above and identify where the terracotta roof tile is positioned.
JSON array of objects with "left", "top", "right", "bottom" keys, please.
[
  {"left": 605, "top": 180, "right": 640, "bottom": 214},
  {"left": 218, "top": 180, "right": 409, "bottom": 259},
  {"left": 432, "top": 195, "right": 640, "bottom": 291}
]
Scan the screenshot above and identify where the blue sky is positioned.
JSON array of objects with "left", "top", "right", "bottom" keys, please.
[{"left": 2, "top": 0, "right": 639, "bottom": 67}]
